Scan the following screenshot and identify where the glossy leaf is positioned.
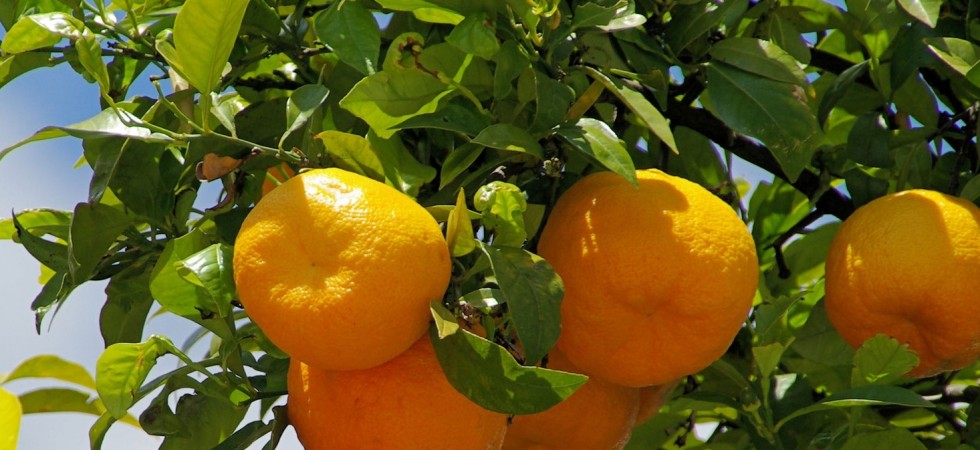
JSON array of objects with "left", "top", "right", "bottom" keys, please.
[
  {"left": 366, "top": 132, "right": 437, "bottom": 197},
  {"left": 159, "top": 391, "right": 247, "bottom": 450},
  {"left": 0, "top": 387, "right": 20, "bottom": 450},
  {"left": 479, "top": 244, "right": 563, "bottom": 365},
  {"left": 925, "top": 38, "right": 980, "bottom": 87},
  {"left": 170, "top": 0, "right": 249, "bottom": 95},
  {"left": 556, "top": 118, "right": 637, "bottom": 185},
  {"left": 96, "top": 336, "right": 175, "bottom": 419},
  {"left": 706, "top": 62, "right": 821, "bottom": 182},
  {"left": 148, "top": 230, "right": 222, "bottom": 324},
  {"left": 427, "top": 326, "right": 586, "bottom": 414},
  {"left": 177, "top": 243, "right": 236, "bottom": 318},
  {"left": 817, "top": 60, "right": 869, "bottom": 126},
  {"left": 393, "top": 102, "right": 491, "bottom": 136},
  {"left": 581, "top": 67, "right": 677, "bottom": 153},
  {"left": 471, "top": 124, "right": 543, "bottom": 159},
  {"left": 340, "top": 68, "right": 455, "bottom": 139},
  {"left": 572, "top": 0, "right": 628, "bottom": 30},
  {"left": 280, "top": 84, "right": 329, "bottom": 149},
  {"left": 897, "top": 0, "right": 941, "bottom": 28},
  {"left": 101, "top": 261, "right": 154, "bottom": 346},
  {"left": 709, "top": 38, "right": 806, "bottom": 86},
  {"left": 2, "top": 354, "right": 96, "bottom": 390},
  {"left": 1, "top": 12, "right": 83, "bottom": 54},
  {"left": 314, "top": 1, "right": 380, "bottom": 75},
  {"left": 0, "top": 209, "right": 70, "bottom": 240}
]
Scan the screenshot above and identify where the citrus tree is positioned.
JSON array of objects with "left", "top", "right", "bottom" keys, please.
[{"left": 2, "top": 0, "right": 980, "bottom": 448}]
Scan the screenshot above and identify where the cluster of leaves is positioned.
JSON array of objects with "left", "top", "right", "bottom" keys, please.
[{"left": 2, "top": 0, "right": 980, "bottom": 448}]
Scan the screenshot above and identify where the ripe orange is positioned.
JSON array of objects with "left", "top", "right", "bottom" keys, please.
[
  {"left": 538, "top": 169, "right": 758, "bottom": 387},
  {"left": 635, "top": 380, "right": 679, "bottom": 426},
  {"left": 503, "top": 350, "right": 640, "bottom": 450},
  {"left": 261, "top": 163, "right": 296, "bottom": 196},
  {"left": 234, "top": 168, "right": 451, "bottom": 371},
  {"left": 825, "top": 189, "right": 980, "bottom": 377},
  {"left": 287, "top": 335, "right": 508, "bottom": 450}
]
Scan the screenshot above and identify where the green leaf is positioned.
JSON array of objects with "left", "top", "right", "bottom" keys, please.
[
  {"left": 96, "top": 336, "right": 175, "bottom": 419},
  {"left": 314, "top": 1, "right": 380, "bottom": 75},
  {"left": 76, "top": 32, "right": 109, "bottom": 93},
  {"left": 101, "top": 260, "right": 154, "bottom": 346},
  {"left": 177, "top": 243, "right": 236, "bottom": 318},
  {"left": 0, "top": 52, "right": 57, "bottom": 89},
  {"left": 581, "top": 67, "right": 677, "bottom": 153},
  {"left": 0, "top": 12, "right": 83, "bottom": 54},
  {"left": 427, "top": 326, "right": 586, "bottom": 414},
  {"left": 851, "top": 334, "right": 919, "bottom": 387},
  {"left": 393, "top": 102, "right": 491, "bottom": 136},
  {"left": 556, "top": 118, "right": 637, "bottom": 185},
  {"left": 0, "top": 387, "right": 20, "bottom": 450},
  {"left": 89, "top": 412, "right": 116, "bottom": 450},
  {"left": 897, "top": 0, "right": 940, "bottom": 28},
  {"left": 767, "top": 13, "right": 810, "bottom": 64},
  {"left": 3, "top": 355, "right": 96, "bottom": 390},
  {"left": 68, "top": 202, "right": 131, "bottom": 284},
  {"left": 366, "top": 132, "right": 437, "bottom": 197},
  {"left": 817, "top": 60, "right": 869, "bottom": 126},
  {"left": 210, "top": 421, "right": 270, "bottom": 450},
  {"left": 959, "top": 175, "right": 980, "bottom": 203},
  {"left": 709, "top": 38, "right": 806, "bottom": 86},
  {"left": 753, "top": 343, "right": 787, "bottom": 378},
  {"left": 706, "top": 62, "right": 821, "bottom": 182},
  {"left": 1, "top": 108, "right": 173, "bottom": 161},
  {"left": 473, "top": 181, "right": 528, "bottom": 248},
  {"left": 439, "top": 143, "right": 484, "bottom": 189},
  {"left": 340, "top": 68, "right": 456, "bottom": 139},
  {"left": 572, "top": 0, "right": 628, "bottom": 30},
  {"left": 458, "top": 288, "right": 503, "bottom": 309},
  {"left": 149, "top": 230, "right": 230, "bottom": 336},
  {"left": 446, "top": 189, "right": 477, "bottom": 257},
  {"left": 530, "top": 71, "right": 575, "bottom": 133},
  {"left": 0, "top": 209, "right": 70, "bottom": 240},
  {"left": 471, "top": 124, "right": 543, "bottom": 159},
  {"left": 316, "top": 130, "right": 385, "bottom": 181},
  {"left": 279, "top": 84, "right": 329, "bottom": 150},
  {"left": 492, "top": 40, "right": 529, "bottom": 99},
  {"left": 925, "top": 38, "right": 980, "bottom": 87},
  {"left": 159, "top": 390, "right": 247, "bottom": 450},
  {"left": 663, "top": 0, "right": 749, "bottom": 52},
  {"left": 170, "top": 0, "right": 249, "bottom": 95},
  {"left": 479, "top": 244, "right": 563, "bottom": 365},
  {"left": 446, "top": 12, "right": 500, "bottom": 60},
  {"left": 18, "top": 388, "right": 100, "bottom": 415},
  {"left": 822, "top": 385, "right": 934, "bottom": 408},
  {"left": 430, "top": 302, "right": 461, "bottom": 339},
  {"left": 12, "top": 212, "right": 68, "bottom": 273}
]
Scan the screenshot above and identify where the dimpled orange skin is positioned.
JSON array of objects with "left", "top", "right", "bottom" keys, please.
[
  {"left": 538, "top": 169, "right": 758, "bottom": 387},
  {"left": 287, "top": 336, "right": 508, "bottom": 450},
  {"left": 503, "top": 350, "right": 641, "bottom": 450},
  {"left": 234, "top": 168, "right": 451, "bottom": 371},
  {"left": 825, "top": 189, "right": 980, "bottom": 377}
]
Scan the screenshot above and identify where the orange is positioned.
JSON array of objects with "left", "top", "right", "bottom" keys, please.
[
  {"left": 824, "top": 189, "right": 980, "bottom": 377},
  {"left": 503, "top": 350, "right": 640, "bottom": 450},
  {"left": 635, "top": 380, "right": 679, "bottom": 426},
  {"left": 261, "top": 163, "right": 296, "bottom": 196},
  {"left": 538, "top": 169, "right": 758, "bottom": 387},
  {"left": 287, "top": 335, "right": 508, "bottom": 450},
  {"left": 234, "top": 168, "right": 451, "bottom": 371}
]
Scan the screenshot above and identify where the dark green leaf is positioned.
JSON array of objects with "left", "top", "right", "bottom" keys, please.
[
  {"left": 706, "top": 62, "right": 821, "bottom": 182},
  {"left": 556, "top": 118, "right": 637, "bottom": 185},
  {"left": 428, "top": 326, "right": 586, "bottom": 414},
  {"left": 530, "top": 71, "right": 574, "bottom": 134},
  {"left": 572, "top": 0, "right": 628, "bottom": 30},
  {"left": 471, "top": 124, "right": 543, "bottom": 159},
  {"left": 479, "top": 244, "right": 563, "bottom": 365},
  {"left": 68, "top": 202, "right": 131, "bottom": 284},
  {"left": 817, "top": 60, "right": 869, "bottom": 126},
  {"left": 280, "top": 84, "right": 329, "bottom": 149},
  {"left": 663, "top": 0, "right": 749, "bottom": 52},
  {"left": 393, "top": 102, "right": 491, "bottom": 136},
  {"left": 439, "top": 143, "right": 484, "bottom": 189},
  {"left": 159, "top": 390, "right": 248, "bottom": 450},
  {"left": 3, "top": 354, "right": 96, "bottom": 390},
  {"left": 446, "top": 12, "right": 499, "bottom": 60},
  {"left": 767, "top": 13, "right": 810, "bottom": 64},
  {"left": 177, "top": 243, "right": 236, "bottom": 318},
  {"left": 492, "top": 40, "right": 529, "bottom": 99},
  {"left": 101, "top": 260, "right": 154, "bottom": 346},
  {"left": 709, "top": 38, "right": 806, "bottom": 85},
  {"left": 211, "top": 421, "right": 270, "bottom": 450},
  {"left": 315, "top": 1, "right": 380, "bottom": 75},
  {"left": 581, "top": 67, "right": 677, "bottom": 153},
  {"left": 12, "top": 212, "right": 68, "bottom": 273}
]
